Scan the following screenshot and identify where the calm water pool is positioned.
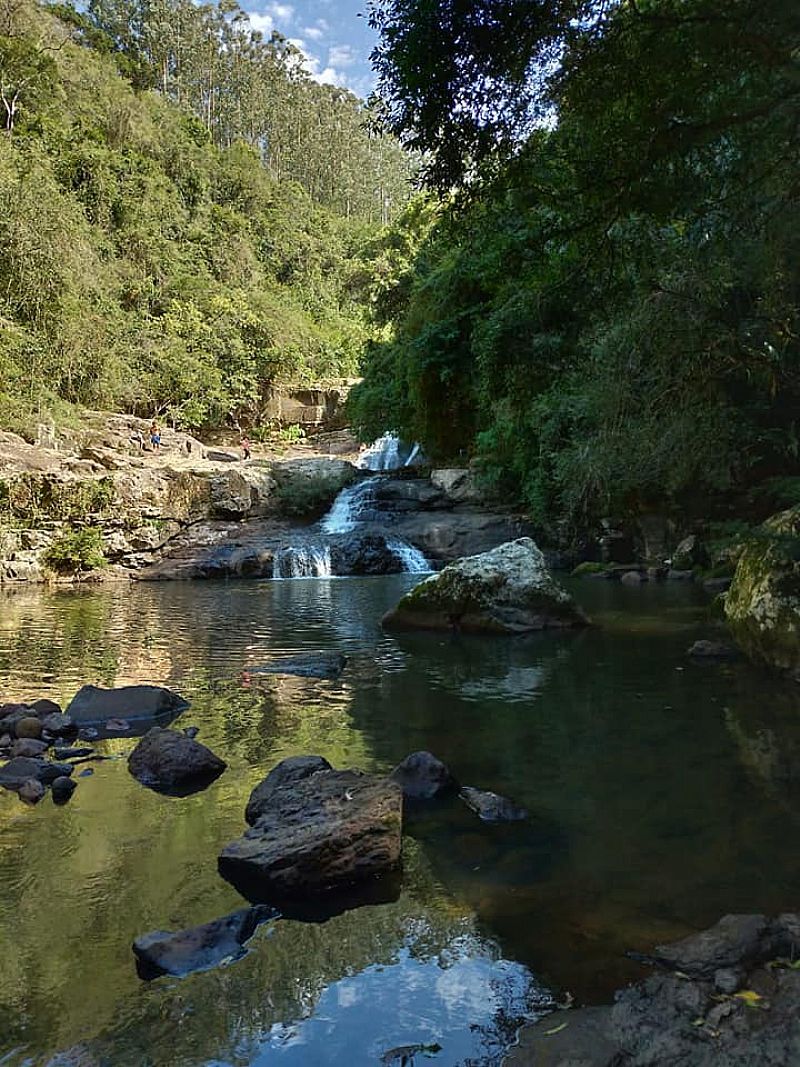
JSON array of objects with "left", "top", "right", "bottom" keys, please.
[{"left": 0, "top": 575, "right": 798, "bottom": 1065}]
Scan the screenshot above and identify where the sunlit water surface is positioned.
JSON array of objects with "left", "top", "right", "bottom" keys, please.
[{"left": 0, "top": 576, "right": 799, "bottom": 1066}]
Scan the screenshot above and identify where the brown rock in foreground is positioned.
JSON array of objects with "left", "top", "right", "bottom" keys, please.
[{"left": 219, "top": 769, "right": 402, "bottom": 906}]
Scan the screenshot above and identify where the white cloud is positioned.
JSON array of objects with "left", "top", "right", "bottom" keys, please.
[
  {"left": 304, "top": 25, "right": 325, "bottom": 41},
  {"left": 266, "top": 1, "right": 294, "bottom": 25},
  {"left": 328, "top": 44, "right": 357, "bottom": 68},
  {"left": 247, "top": 11, "right": 275, "bottom": 35}
]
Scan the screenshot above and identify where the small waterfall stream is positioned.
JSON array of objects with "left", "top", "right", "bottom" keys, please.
[{"left": 273, "top": 436, "right": 431, "bottom": 579}]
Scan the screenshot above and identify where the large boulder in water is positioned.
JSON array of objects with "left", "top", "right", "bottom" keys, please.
[
  {"left": 382, "top": 538, "right": 588, "bottom": 634},
  {"left": 245, "top": 755, "right": 332, "bottom": 825},
  {"left": 128, "top": 727, "right": 226, "bottom": 795},
  {"left": 67, "top": 685, "right": 188, "bottom": 737},
  {"left": 390, "top": 751, "right": 457, "bottom": 800},
  {"left": 132, "top": 905, "right": 277, "bottom": 979},
  {"left": 725, "top": 507, "right": 800, "bottom": 676},
  {"left": 330, "top": 534, "right": 406, "bottom": 576},
  {"left": 219, "top": 769, "right": 402, "bottom": 909}
]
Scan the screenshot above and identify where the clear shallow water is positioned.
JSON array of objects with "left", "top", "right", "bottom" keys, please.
[{"left": 0, "top": 576, "right": 799, "bottom": 1065}]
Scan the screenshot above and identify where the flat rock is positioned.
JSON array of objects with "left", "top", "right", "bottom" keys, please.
[
  {"left": 67, "top": 684, "right": 188, "bottom": 738},
  {"left": 0, "top": 757, "right": 74, "bottom": 789},
  {"left": 383, "top": 538, "right": 588, "bottom": 634},
  {"left": 219, "top": 769, "right": 402, "bottom": 908},
  {"left": 11, "top": 738, "right": 49, "bottom": 758},
  {"left": 132, "top": 905, "right": 277, "bottom": 979},
  {"left": 245, "top": 755, "right": 332, "bottom": 825},
  {"left": 249, "top": 653, "right": 347, "bottom": 679},
  {"left": 390, "top": 751, "right": 458, "bottom": 800},
  {"left": 459, "top": 785, "right": 528, "bottom": 821},
  {"left": 655, "top": 914, "right": 769, "bottom": 977},
  {"left": 127, "top": 728, "right": 226, "bottom": 795}
]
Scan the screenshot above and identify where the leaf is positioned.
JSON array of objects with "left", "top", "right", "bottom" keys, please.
[
  {"left": 543, "top": 1022, "right": 568, "bottom": 1036},
  {"left": 734, "top": 990, "right": 763, "bottom": 1005}
]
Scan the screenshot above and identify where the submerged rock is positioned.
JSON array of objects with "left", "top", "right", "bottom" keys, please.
[
  {"left": 0, "top": 757, "right": 74, "bottom": 789},
  {"left": 390, "top": 751, "right": 458, "bottom": 800},
  {"left": 726, "top": 507, "right": 800, "bottom": 675},
  {"left": 459, "top": 785, "right": 528, "bottom": 822},
  {"left": 127, "top": 728, "right": 226, "bottom": 795},
  {"left": 132, "top": 905, "right": 278, "bottom": 979},
  {"left": 382, "top": 538, "right": 588, "bottom": 634},
  {"left": 249, "top": 653, "right": 347, "bottom": 680},
  {"left": 67, "top": 684, "right": 188, "bottom": 737},
  {"left": 245, "top": 755, "right": 332, "bottom": 825},
  {"left": 688, "top": 639, "right": 740, "bottom": 660},
  {"left": 219, "top": 769, "right": 402, "bottom": 909}
]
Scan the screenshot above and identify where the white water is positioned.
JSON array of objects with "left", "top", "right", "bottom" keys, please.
[
  {"left": 357, "top": 433, "right": 423, "bottom": 472},
  {"left": 386, "top": 539, "right": 430, "bottom": 574},
  {"left": 273, "top": 544, "right": 332, "bottom": 579},
  {"left": 321, "top": 476, "right": 382, "bottom": 535}
]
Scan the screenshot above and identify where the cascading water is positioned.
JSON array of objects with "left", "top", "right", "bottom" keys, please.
[
  {"left": 386, "top": 539, "right": 430, "bottom": 574},
  {"left": 321, "top": 476, "right": 382, "bottom": 535},
  {"left": 273, "top": 544, "right": 332, "bottom": 579},
  {"left": 356, "top": 433, "right": 423, "bottom": 472}
]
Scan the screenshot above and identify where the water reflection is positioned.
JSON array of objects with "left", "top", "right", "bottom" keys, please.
[{"left": 0, "top": 576, "right": 799, "bottom": 1064}]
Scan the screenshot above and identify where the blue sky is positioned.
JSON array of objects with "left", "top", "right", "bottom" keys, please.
[{"left": 245, "top": 0, "right": 379, "bottom": 98}]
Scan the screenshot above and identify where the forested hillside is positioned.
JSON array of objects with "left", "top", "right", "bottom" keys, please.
[
  {"left": 352, "top": 0, "right": 800, "bottom": 536},
  {"left": 0, "top": 0, "right": 412, "bottom": 435}
]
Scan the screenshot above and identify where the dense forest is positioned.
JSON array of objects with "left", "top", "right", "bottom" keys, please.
[
  {"left": 352, "top": 0, "right": 800, "bottom": 536},
  {"left": 0, "top": 0, "right": 411, "bottom": 435}
]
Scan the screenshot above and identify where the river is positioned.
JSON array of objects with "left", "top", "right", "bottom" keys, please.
[{"left": 0, "top": 575, "right": 798, "bottom": 1065}]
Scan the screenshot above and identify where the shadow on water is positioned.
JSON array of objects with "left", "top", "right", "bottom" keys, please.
[{"left": 0, "top": 575, "right": 799, "bottom": 1063}]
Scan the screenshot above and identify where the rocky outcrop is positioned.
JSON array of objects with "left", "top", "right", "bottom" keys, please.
[
  {"left": 209, "top": 467, "right": 276, "bottom": 518},
  {"left": 127, "top": 728, "right": 226, "bottom": 795},
  {"left": 262, "top": 380, "right": 355, "bottom": 430},
  {"left": 132, "top": 905, "right": 278, "bottom": 979},
  {"left": 390, "top": 751, "right": 458, "bottom": 800},
  {"left": 725, "top": 507, "right": 800, "bottom": 675},
  {"left": 507, "top": 913, "right": 800, "bottom": 1067},
  {"left": 383, "top": 538, "right": 589, "bottom": 634},
  {"left": 219, "top": 769, "right": 402, "bottom": 909},
  {"left": 245, "top": 755, "right": 333, "bottom": 825}
]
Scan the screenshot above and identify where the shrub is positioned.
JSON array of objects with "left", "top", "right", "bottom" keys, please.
[{"left": 43, "top": 527, "right": 107, "bottom": 574}]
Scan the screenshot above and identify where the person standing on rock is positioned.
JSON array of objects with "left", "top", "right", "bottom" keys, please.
[
  {"left": 241, "top": 434, "right": 252, "bottom": 461},
  {"left": 149, "top": 422, "right": 161, "bottom": 452}
]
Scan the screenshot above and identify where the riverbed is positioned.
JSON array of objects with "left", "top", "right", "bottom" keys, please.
[{"left": 0, "top": 576, "right": 798, "bottom": 1065}]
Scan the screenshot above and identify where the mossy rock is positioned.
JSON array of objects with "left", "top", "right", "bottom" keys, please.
[{"left": 725, "top": 506, "right": 800, "bottom": 674}]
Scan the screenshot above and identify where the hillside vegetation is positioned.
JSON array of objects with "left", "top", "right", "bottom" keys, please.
[
  {"left": 352, "top": 0, "right": 800, "bottom": 537},
  {"left": 0, "top": 0, "right": 412, "bottom": 436}
]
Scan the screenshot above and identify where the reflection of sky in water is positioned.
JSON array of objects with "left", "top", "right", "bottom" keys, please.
[
  {"left": 238, "top": 933, "right": 550, "bottom": 1066},
  {"left": 459, "top": 666, "right": 546, "bottom": 703}
]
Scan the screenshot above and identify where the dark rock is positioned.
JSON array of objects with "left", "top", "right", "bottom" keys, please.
[
  {"left": 0, "top": 733, "right": 11, "bottom": 749},
  {"left": 183, "top": 726, "right": 200, "bottom": 739},
  {"left": 0, "top": 757, "right": 74, "bottom": 789},
  {"left": 18, "top": 778, "right": 45, "bottom": 805},
  {"left": 621, "top": 570, "right": 646, "bottom": 585},
  {"left": 714, "top": 967, "right": 744, "bottom": 995},
  {"left": 11, "top": 737, "right": 49, "bottom": 758},
  {"left": 654, "top": 914, "right": 769, "bottom": 977},
  {"left": 459, "top": 785, "right": 528, "bottom": 822},
  {"left": 53, "top": 746, "right": 95, "bottom": 760},
  {"left": 249, "top": 653, "right": 347, "bottom": 679},
  {"left": 329, "top": 533, "right": 406, "bottom": 576},
  {"left": 51, "top": 776, "right": 77, "bottom": 803},
  {"left": 132, "top": 905, "right": 277, "bottom": 980},
  {"left": 219, "top": 769, "right": 402, "bottom": 909},
  {"left": 380, "top": 1043, "right": 444, "bottom": 1066},
  {"left": 672, "top": 534, "right": 709, "bottom": 571},
  {"left": 688, "top": 639, "right": 740, "bottom": 660},
  {"left": 40, "top": 713, "right": 76, "bottom": 738},
  {"left": 245, "top": 755, "right": 332, "bottom": 825},
  {"left": 79, "top": 768, "right": 94, "bottom": 778},
  {"left": 67, "top": 684, "right": 189, "bottom": 738},
  {"left": 15, "top": 716, "right": 43, "bottom": 739},
  {"left": 128, "top": 728, "right": 226, "bottom": 795},
  {"left": 667, "top": 568, "right": 695, "bottom": 581},
  {"left": 390, "top": 751, "right": 458, "bottom": 800},
  {"left": 30, "top": 698, "right": 62, "bottom": 718}
]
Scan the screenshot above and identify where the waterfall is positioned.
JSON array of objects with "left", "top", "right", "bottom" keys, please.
[
  {"left": 386, "top": 539, "right": 431, "bottom": 574},
  {"left": 321, "top": 476, "right": 382, "bottom": 535},
  {"left": 404, "top": 442, "right": 421, "bottom": 467},
  {"left": 273, "top": 544, "right": 332, "bottom": 579}
]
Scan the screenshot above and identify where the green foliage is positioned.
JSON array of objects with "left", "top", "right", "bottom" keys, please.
[
  {"left": 43, "top": 526, "right": 107, "bottom": 574},
  {"left": 353, "top": 0, "right": 800, "bottom": 537},
  {"left": 0, "top": 474, "right": 115, "bottom": 525},
  {"left": 0, "top": 0, "right": 411, "bottom": 435}
]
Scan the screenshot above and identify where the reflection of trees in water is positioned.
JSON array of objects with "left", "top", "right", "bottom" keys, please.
[{"left": 724, "top": 687, "right": 800, "bottom": 819}]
